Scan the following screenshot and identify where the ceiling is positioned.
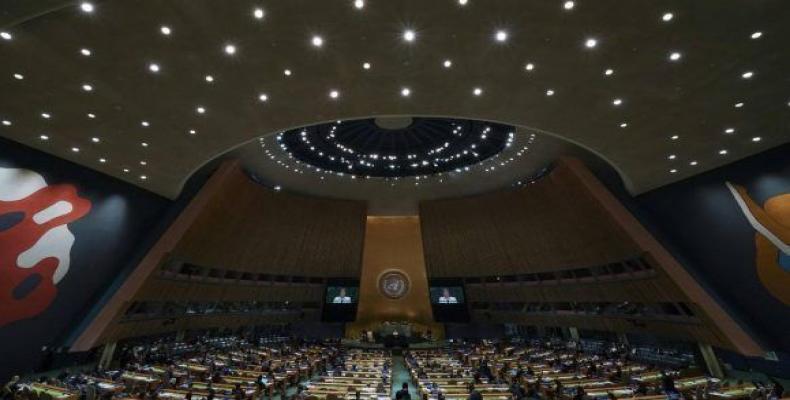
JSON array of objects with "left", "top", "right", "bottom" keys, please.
[
  {"left": 277, "top": 117, "right": 512, "bottom": 177},
  {"left": 0, "top": 0, "right": 788, "bottom": 200},
  {"left": 233, "top": 125, "right": 576, "bottom": 215}
]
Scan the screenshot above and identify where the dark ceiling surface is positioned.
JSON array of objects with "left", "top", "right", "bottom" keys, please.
[{"left": 0, "top": 0, "right": 788, "bottom": 199}]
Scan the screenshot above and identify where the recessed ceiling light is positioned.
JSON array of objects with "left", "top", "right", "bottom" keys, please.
[
  {"left": 563, "top": 1, "right": 575, "bottom": 10},
  {"left": 403, "top": 30, "right": 416, "bottom": 42},
  {"left": 99, "top": 158, "right": 107, "bottom": 163},
  {"left": 546, "top": 89, "right": 555, "bottom": 96},
  {"left": 123, "top": 168, "right": 130, "bottom": 173},
  {"left": 473, "top": 87, "right": 483, "bottom": 96},
  {"left": 141, "top": 121, "right": 150, "bottom": 127},
  {"left": 311, "top": 35, "right": 324, "bottom": 47},
  {"left": 584, "top": 38, "right": 597, "bottom": 48},
  {"left": 619, "top": 122, "right": 628, "bottom": 128},
  {"left": 670, "top": 169, "right": 678, "bottom": 174},
  {"left": 140, "top": 175, "right": 147, "bottom": 181},
  {"left": 671, "top": 135, "right": 679, "bottom": 140},
  {"left": 87, "top": 113, "right": 96, "bottom": 118},
  {"left": 284, "top": 69, "right": 292, "bottom": 76},
  {"left": 258, "top": 93, "right": 269, "bottom": 102},
  {"left": 189, "top": 129, "right": 197, "bottom": 135},
  {"left": 329, "top": 89, "right": 340, "bottom": 99},
  {"left": 719, "top": 149, "right": 728, "bottom": 155},
  {"left": 41, "top": 112, "right": 51, "bottom": 119},
  {"left": 196, "top": 106, "right": 206, "bottom": 114},
  {"left": 458, "top": 0, "right": 468, "bottom": 5},
  {"left": 40, "top": 134, "right": 49, "bottom": 141},
  {"left": 495, "top": 30, "right": 508, "bottom": 42},
  {"left": 160, "top": 26, "right": 172, "bottom": 36},
  {"left": 741, "top": 71, "right": 754, "bottom": 79},
  {"left": 669, "top": 52, "right": 682, "bottom": 61},
  {"left": 443, "top": 59, "right": 453, "bottom": 68},
  {"left": 689, "top": 161, "right": 698, "bottom": 166},
  {"left": 1, "top": 120, "right": 11, "bottom": 126},
  {"left": 750, "top": 31, "right": 762, "bottom": 39},
  {"left": 82, "top": 83, "right": 93, "bottom": 92},
  {"left": 148, "top": 63, "right": 160, "bottom": 73},
  {"left": 71, "top": 147, "right": 80, "bottom": 153},
  {"left": 80, "top": 2, "right": 94, "bottom": 13},
  {"left": 362, "top": 62, "right": 371, "bottom": 70},
  {"left": 525, "top": 63, "right": 535, "bottom": 71},
  {"left": 612, "top": 98, "right": 623, "bottom": 106},
  {"left": 724, "top": 127, "right": 735, "bottom": 134},
  {"left": 604, "top": 68, "right": 614, "bottom": 76},
  {"left": 205, "top": 75, "right": 214, "bottom": 83},
  {"left": 224, "top": 44, "right": 237, "bottom": 55},
  {"left": 140, "top": 161, "right": 147, "bottom": 166},
  {"left": 141, "top": 142, "right": 149, "bottom": 147},
  {"left": 401, "top": 87, "right": 411, "bottom": 97},
  {"left": 0, "top": 32, "right": 11, "bottom": 41},
  {"left": 80, "top": 48, "right": 91, "bottom": 56},
  {"left": 734, "top": 102, "right": 744, "bottom": 108},
  {"left": 253, "top": 7, "right": 265, "bottom": 19},
  {"left": 752, "top": 136, "right": 762, "bottom": 142},
  {"left": 91, "top": 137, "right": 100, "bottom": 143},
  {"left": 662, "top": 12, "right": 674, "bottom": 22},
  {"left": 668, "top": 154, "right": 676, "bottom": 160},
  {"left": 13, "top": 73, "right": 24, "bottom": 80}
]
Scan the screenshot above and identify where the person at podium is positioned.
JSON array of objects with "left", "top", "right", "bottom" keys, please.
[
  {"left": 332, "top": 288, "right": 352, "bottom": 303},
  {"left": 438, "top": 288, "right": 458, "bottom": 304}
]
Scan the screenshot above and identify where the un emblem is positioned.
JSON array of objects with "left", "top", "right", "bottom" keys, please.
[{"left": 378, "top": 270, "right": 410, "bottom": 299}]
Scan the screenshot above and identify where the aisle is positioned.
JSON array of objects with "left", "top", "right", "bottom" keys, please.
[{"left": 391, "top": 355, "right": 417, "bottom": 399}]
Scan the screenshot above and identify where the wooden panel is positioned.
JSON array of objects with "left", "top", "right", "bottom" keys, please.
[
  {"left": 79, "top": 162, "right": 366, "bottom": 347},
  {"left": 351, "top": 217, "right": 440, "bottom": 336},
  {"left": 172, "top": 166, "right": 367, "bottom": 277},
  {"left": 420, "top": 161, "right": 641, "bottom": 277}
]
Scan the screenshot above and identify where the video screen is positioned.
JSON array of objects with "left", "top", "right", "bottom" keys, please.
[
  {"left": 429, "top": 279, "right": 470, "bottom": 323},
  {"left": 322, "top": 279, "right": 359, "bottom": 322},
  {"left": 430, "top": 286, "right": 466, "bottom": 304},
  {"left": 325, "top": 286, "right": 359, "bottom": 304}
]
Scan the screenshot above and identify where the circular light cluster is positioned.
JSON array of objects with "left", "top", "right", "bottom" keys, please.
[{"left": 275, "top": 118, "right": 512, "bottom": 178}]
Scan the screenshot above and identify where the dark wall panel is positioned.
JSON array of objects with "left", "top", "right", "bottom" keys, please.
[
  {"left": 420, "top": 161, "right": 642, "bottom": 277},
  {"left": 0, "top": 137, "right": 170, "bottom": 380},
  {"left": 637, "top": 144, "right": 790, "bottom": 354}
]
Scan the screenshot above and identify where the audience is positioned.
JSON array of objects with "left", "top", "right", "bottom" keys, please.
[{"left": 2, "top": 335, "right": 785, "bottom": 400}]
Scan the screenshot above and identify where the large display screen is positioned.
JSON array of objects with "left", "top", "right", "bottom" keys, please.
[
  {"left": 325, "top": 286, "right": 359, "bottom": 304},
  {"left": 321, "top": 279, "right": 359, "bottom": 322},
  {"left": 429, "top": 286, "right": 466, "bottom": 304},
  {"left": 429, "top": 279, "right": 470, "bottom": 322}
]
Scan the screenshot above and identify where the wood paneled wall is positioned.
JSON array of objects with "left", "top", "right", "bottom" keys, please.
[
  {"left": 350, "top": 217, "right": 440, "bottom": 337},
  {"left": 80, "top": 162, "right": 366, "bottom": 345},
  {"left": 171, "top": 167, "right": 367, "bottom": 277},
  {"left": 420, "top": 161, "right": 641, "bottom": 277},
  {"left": 419, "top": 158, "right": 763, "bottom": 355}
]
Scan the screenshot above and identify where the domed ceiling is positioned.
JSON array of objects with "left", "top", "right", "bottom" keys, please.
[
  {"left": 229, "top": 120, "right": 589, "bottom": 215},
  {"left": 277, "top": 118, "right": 512, "bottom": 177},
  {"left": 0, "top": 0, "right": 788, "bottom": 199}
]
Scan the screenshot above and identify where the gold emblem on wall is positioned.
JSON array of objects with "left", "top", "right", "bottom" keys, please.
[{"left": 378, "top": 270, "right": 410, "bottom": 299}]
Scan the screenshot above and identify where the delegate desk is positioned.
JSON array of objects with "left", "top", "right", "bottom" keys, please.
[{"left": 20, "top": 384, "right": 78, "bottom": 400}]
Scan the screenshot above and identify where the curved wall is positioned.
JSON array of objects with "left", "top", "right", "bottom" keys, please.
[
  {"left": 420, "top": 160, "right": 641, "bottom": 277},
  {"left": 170, "top": 165, "right": 367, "bottom": 277}
]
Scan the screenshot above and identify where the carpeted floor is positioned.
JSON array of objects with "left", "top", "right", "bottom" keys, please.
[{"left": 391, "top": 355, "right": 416, "bottom": 399}]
